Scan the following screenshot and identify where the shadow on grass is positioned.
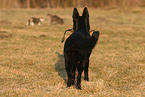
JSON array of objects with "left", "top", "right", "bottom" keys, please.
[{"left": 55, "top": 52, "right": 67, "bottom": 84}]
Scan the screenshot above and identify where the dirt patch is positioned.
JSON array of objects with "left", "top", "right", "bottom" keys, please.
[
  {"left": 40, "top": 34, "right": 47, "bottom": 37},
  {"left": 0, "top": 19, "right": 12, "bottom": 25},
  {"left": 0, "top": 31, "right": 12, "bottom": 39},
  {"left": 14, "top": 26, "right": 25, "bottom": 29}
]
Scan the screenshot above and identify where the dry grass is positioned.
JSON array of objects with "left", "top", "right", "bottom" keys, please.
[{"left": 0, "top": 8, "right": 145, "bottom": 97}]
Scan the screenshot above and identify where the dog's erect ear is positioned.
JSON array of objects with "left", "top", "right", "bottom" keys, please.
[
  {"left": 73, "top": 8, "right": 79, "bottom": 19},
  {"left": 82, "top": 7, "right": 89, "bottom": 18}
]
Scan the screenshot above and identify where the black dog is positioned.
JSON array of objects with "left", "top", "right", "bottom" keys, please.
[{"left": 63, "top": 7, "right": 99, "bottom": 89}]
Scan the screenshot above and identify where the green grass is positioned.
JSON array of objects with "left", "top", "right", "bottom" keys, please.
[{"left": 0, "top": 8, "right": 145, "bottom": 97}]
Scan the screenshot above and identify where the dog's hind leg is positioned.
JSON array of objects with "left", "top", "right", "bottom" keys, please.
[
  {"left": 65, "top": 58, "right": 74, "bottom": 87},
  {"left": 71, "top": 64, "right": 76, "bottom": 85},
  {"left": 66, "top": 73, "right": 72, "bottom": 87},
  {"left": 65, "top": 64, "right": 72, "bottom": 87},
  {"left": 77, "top": 59, "right": 86, "bottom": 89},
  {"left": 84, "top": 59, "right": 89, "bottom": 81}
]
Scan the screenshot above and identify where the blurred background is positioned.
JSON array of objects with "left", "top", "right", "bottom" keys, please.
[{"left": 0, "top": 0, "right": 145, "bottom": 8}]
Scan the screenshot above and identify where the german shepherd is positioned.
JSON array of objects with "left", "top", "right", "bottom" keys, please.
[{"left": 63, "top": 7, "right": 100, "bottom": 89}]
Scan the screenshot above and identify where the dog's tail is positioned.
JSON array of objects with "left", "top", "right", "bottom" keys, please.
[
  {"left": 89, "top": 31, "right": 100, "bottom": 49},
  {"left": 61, "top": 29, "right": 73, "bottom": 43}
]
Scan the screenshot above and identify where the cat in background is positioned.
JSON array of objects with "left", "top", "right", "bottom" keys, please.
[
  {"left": 47, "top": 13, "right": 64, "bottom": 25},
  {"left": 27, "top": 17, "right": 44, "bottom": 26}
]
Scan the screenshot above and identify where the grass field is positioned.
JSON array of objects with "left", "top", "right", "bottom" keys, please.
[{"left": 0, "top": 8, "right": 145, "bottom": 96}]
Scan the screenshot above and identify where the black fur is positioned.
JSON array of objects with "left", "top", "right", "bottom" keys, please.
[{"left": 63, "top": 7, "right": 99, "bottom": 89}]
